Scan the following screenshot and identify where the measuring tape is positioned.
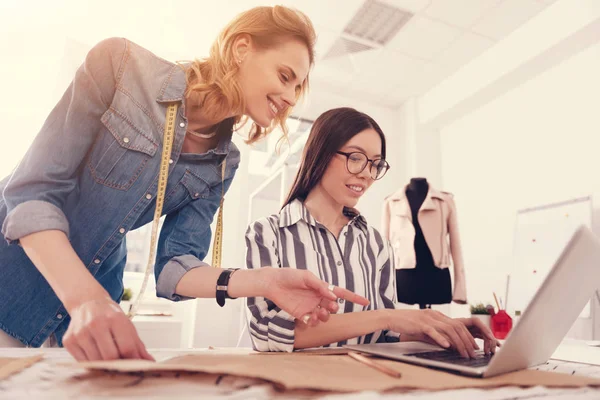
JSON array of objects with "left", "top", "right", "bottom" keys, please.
[
  {"left": 128, "top": 103, "right": 227, "bottom": 318},
  {"left": 211, "top": 159, "right": 226, "bottom": 268}
]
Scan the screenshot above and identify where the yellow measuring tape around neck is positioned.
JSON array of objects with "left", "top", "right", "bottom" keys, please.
[
  {"left": 212, "top": 159, "right": 226, "bottom": 268},
  {"left": 128, "top": 103, "right": 227, "bottom": 318}
]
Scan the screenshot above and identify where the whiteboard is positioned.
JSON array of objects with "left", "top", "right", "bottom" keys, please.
[{"left": 509, "top": 196, "right": 593, "bottom": 319}]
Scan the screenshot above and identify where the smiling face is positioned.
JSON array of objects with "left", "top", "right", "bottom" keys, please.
[
  {"left": 283, "top": 107, "right": 389, "bottom": 210},
  {"left": 318, "top": 128, "right": 383, "bottom": 208},
  {"left": 235, "top": 37, "right": 311, "bottom": 128}
]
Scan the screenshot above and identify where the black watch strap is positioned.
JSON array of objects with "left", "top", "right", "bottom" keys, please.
[{"left": 216, "top": 268, "right": 239, "bottom": 307}]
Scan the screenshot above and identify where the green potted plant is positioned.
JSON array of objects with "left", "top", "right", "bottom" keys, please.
[
  {"left": 120, "top": 288, "right": 133, "bottom": 314},
  {"left": 470, "top": 302, "right": 492, "bottom": 328}
]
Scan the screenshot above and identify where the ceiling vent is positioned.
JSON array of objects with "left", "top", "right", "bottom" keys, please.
[{"left": 323, "top": 0, "right": 413, "bottom": 60}]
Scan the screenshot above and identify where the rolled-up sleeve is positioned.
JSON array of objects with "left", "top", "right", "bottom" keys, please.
[
  {"left": 1, "top": 37, "right": 127, "bottom": 243},
  {"left": 155, "top": 254, "right": 210, "bottom": 301},
  {"left": 2, "top": 201, "right": 70, "bottom": 242},
  {"left": 155, "top": 172, "right": 236, "bottom": 301},
  {"left": 245, "top": 218, "right": 296, "bottom": 352}
]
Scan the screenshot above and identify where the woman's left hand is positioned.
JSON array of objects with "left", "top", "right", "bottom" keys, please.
[
  {"left": 455, "top": 317, "right": 501, "bottom": 355},
  {"left": 262, "top": 268, "right": 370, "bottom": 326}
]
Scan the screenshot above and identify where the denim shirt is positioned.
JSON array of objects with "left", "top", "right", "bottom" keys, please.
[{"left": 0, "top": 38, "right": 240, "bottom": 347}]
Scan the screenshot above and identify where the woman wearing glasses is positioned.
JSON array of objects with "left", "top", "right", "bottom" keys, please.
[{"left": 245, "top": 107, "right": 499, "bottom": 357}]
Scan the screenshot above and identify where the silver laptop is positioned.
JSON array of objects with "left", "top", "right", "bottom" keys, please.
[{"left": 345, "top": 225, "right": 600, "bottom": 378}]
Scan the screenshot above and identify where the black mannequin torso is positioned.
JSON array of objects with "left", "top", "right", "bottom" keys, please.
[
  {"left": 406, "top": 178, "right": 428, "bottom": 209},
  {"left": 405, "top": 178, "right": 436, "bottom": 269},
  {"left": 395, "top": 177, "right": 452, "bottom": 308}
]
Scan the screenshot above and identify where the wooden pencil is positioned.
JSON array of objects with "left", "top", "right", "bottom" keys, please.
[
  {"left": 348, "top": 351, "right": 402, "bottom": 378},
  {"left": 493, "top": 292, "right": 501, "bottom": 310}
]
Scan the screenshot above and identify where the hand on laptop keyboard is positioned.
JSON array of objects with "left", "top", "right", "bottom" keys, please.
[
  {"left": 456, "top": 317, "right": 501, "bottom": 356},
  {"left": 384, "top": 309, "right": 500, "bottom": 358}
]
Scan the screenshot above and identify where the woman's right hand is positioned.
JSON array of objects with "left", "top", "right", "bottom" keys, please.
[
  {"left": 261, "top": 268, "right": 370, "bottom": 326},
  {"left": 63, "top": 298, "right": 154, "bottom": 362},
  {"left": 385, "top": 309, "right": 481, "bottom": 358}
]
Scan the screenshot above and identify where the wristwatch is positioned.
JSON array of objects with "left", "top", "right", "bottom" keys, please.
[{"left": 216, "top": 268, "right": 239, "bottom": 307}]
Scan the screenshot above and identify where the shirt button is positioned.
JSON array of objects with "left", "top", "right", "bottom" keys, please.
[
  {"left": 146, "top": 194, "right": 152, "bottom": 200},
  {"left": 337, "top": 261, "right": 342, "bottom": 266},
  {"left": 123, "top": 137, "right": 130, "bottom": 143},
  {"left": 94, "top": 259, "right": 100, "bottom": 264},
  {"left": 56, "top": 314, "right": 63, "bottom": 319},
  {"left": 119, "top": 228, "right": 126, "bottom": 234},
  {"left": 194, "top": 193, "right": 200, "bottom": 198},
  {"left": 179, "top": 122, "right": 185, "bottom": 128},
  {"left": 169, "top": 159, "right": 174, "bottom": 164},
  {"left": 338, "top": 298, "right": 345, "bottom": 304}
]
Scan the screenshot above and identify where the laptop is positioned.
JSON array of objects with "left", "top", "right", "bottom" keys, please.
[{"left": 345, "top": 224, "right": 600, "bottom": 378}]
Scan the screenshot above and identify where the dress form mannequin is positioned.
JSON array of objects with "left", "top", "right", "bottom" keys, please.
[{"left": 396, "top": 177, "right": 452, "bottom": 309}]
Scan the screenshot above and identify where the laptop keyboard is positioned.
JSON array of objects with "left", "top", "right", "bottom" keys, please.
[{"left": 404, "top": 350, "right": 494, "bottom": 368}]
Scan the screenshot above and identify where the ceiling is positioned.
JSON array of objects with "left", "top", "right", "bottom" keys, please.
[
  {"left": 0, "top": 0, "right": 561, "bottom": 182},
  {"left": 2, "top": 0, "right": 557, "bottom": 112},
  {"left": 302, "top": 0, "right": 558, "bottom": 109}
]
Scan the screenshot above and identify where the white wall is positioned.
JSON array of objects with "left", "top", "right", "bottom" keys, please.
[
  {"left": 0, "top": 35, "right": 84, "bottom": 178},
  {"left": 408, "top": 0, "right": 600, "bottom": 337},
  {"left": 397, "top": 0, "right": 600, "bottom": 332},
  {"left": 439, "top": 40, "right": 600, "bottom": 338},
  {"left": 418, "top": 0, "right": 600, "bottom": 128},
  {"left": 401, "top": 99, "right": 444, "bottom": 189},
  {"left": 0, "top": 0, "right": 267, "bottom": 178}
]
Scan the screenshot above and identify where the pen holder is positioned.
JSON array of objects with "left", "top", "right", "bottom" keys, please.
[
  {"left": 471, "top": 314, "right": 491, "bottom": 329},
  {"left": 491, "top": 310, "right": 513, "bottom": 339}
]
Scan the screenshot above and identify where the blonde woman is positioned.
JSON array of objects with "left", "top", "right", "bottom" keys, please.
[{"left": 0, "top": 7, "right": 368, "bottom": 361}]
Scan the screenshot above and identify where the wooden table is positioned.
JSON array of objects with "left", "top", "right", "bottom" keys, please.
[{"left": 1, "top": 342, "right": 600, "bottom": 399}]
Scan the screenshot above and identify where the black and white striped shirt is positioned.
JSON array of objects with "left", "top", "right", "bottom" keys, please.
[{"left": 245, "top": 199, "right": 397, "bottom": 352}]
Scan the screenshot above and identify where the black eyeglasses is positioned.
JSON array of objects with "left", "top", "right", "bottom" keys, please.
[{"left": 336, "top": 151, "right": 390, "bottom": 180}]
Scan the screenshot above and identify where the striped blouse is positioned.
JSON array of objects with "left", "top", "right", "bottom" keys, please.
[{"left": 245, "top": 199, "right": 398, "bottom": 352}]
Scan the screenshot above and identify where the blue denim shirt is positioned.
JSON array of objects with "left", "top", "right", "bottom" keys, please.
[{"left": 0, "top": 38, "right": 240, "bottom": 347}]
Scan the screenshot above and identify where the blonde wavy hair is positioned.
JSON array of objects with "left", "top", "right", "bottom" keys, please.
[{"left": 185, "top": 6, "right": 316, "bottom": 144}]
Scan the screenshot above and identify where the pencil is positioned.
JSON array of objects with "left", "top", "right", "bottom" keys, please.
[
  {"left": 493, "top": 292, "right": 501, "bottom": 310},
  {"left": 348, "top": 351, "right": 402, "bottom": 378}
]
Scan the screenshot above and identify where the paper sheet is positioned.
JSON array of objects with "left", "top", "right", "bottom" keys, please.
[
  {"left": 0, "top": 354, "right": 44, "bottom": 380},
  {"left": 74, "top": 353, "right": 600, "bottom": 392}
]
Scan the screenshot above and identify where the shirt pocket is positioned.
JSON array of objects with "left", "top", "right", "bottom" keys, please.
[
  {"left": 180, "top": 170, "right": 211, "bottom": 200},
  {"left": 87, "top": 107, "right": 158, "bottom": 190},
  {"left": 162, "top": 170, "right": 212, "bottom": 215}
]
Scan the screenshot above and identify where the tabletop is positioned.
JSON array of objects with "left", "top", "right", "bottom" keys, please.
[{"left": 1, "top": 342, "right": 600, "bottom": 399}]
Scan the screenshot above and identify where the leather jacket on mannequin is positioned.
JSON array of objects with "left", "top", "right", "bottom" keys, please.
[{"left": 382, "top": 178, "right": 467, "bottom": 307}]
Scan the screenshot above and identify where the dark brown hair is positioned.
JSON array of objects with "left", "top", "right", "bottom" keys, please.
[{"left": 283, "top": 107, "right": 386, "bottom": 207}]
